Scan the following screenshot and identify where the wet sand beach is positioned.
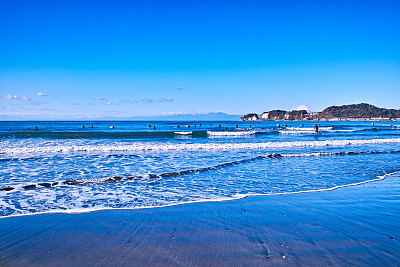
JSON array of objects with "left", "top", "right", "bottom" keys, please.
[{"left": 1, "top": 174, "right": 399, "bottom": 266}]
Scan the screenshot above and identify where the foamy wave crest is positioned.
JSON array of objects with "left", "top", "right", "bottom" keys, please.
[
  {"left": 174, "top": 131, "right": 193, "bottom": 135},
  {"left": 2, "top": 138, "right": 400, "bottom": 155},
  {"left": 279, "top": 126, "right": 358, "bottom": 134},
  {"left": 279, "top": 130, "right": 316, "bottom": 135},
  {"left": 207, "top": 130, "right": 256, "bottom": 137},
  {"left": 287, "top": 127, "right": 333, "bottom": 131}
]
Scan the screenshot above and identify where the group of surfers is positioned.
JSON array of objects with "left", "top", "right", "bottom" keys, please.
[{"left": 33, "top": 123, "right": 398, "bottom": 133}]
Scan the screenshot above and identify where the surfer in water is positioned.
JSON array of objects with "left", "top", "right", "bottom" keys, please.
[
  {"left": 314, "top": 124, "right": 319, "bottom": 134},
  {"left": 34, "top": 126, "right": 38, "bottom": 131}
]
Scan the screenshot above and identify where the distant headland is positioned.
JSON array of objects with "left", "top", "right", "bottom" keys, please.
[{"left": 241, "top": 103, "right": 400, "bottom": 121}]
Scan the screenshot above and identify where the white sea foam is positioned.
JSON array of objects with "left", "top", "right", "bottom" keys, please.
[
  {"left": 1, "top": 170, "right": 399, "bottom": 219},
  {"left": 174, "top": 131, "right": 192, "bottom": 135},
  {"left": 207, "top": 130, "right": 256, "bottom": 137},
  {"left": 279, "top": 127, "right": 358, "bottom": 134},
  {"left": 286, "top": 127, "right": 333, "bottom": 131},
  {"left": 279, "top": 130, "right": 316, "bottom": 134},
  {"left": 1, "top": 138, "right": 400, "bottom": 155}
]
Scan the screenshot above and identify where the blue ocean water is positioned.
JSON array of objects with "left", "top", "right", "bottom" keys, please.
[{"left": 1, "top": 120, "right": 400, "bottom": 217}]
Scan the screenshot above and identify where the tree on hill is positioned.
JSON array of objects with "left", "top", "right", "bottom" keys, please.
[{"left": 319, "top": 103, "right": 399, "bottom": 119}]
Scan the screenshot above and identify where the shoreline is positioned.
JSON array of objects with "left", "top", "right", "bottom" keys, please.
[
  {"left": 1, "top": 172, "right": 400, "bottom": 265},
  {"left": 1, "top": 170, "right": 398, "bottom": 220}
]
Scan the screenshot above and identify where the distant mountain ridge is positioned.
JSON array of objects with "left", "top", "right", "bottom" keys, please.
[
  {"left": 242, "top": 103, "right": 400, "bottom": 121},
  {"left": 125, "top": 112, "right": 241, "bottom": 121},
  {"left": 0, "top": 112, "right": 241, "bottom": 121}
]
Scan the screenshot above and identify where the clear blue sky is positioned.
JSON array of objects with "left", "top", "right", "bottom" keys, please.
[{"left": 1, "top": 0, "right": 399, "bottom": 119}]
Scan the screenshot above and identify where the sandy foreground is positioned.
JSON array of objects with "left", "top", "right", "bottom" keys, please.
[{"left": 0, "top": 174, "right": 399, "bottom": 266}]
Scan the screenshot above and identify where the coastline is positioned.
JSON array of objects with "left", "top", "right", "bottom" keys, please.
[
  {"left": 240, "top": 118, "right": 400, "bottom": 122},
  {"left": 1, "top": 170, "right": 398, "bottom": 220},
  {"left": 1, "top": 173, "right": 399, "bottom": 266},
  {"left": 240, "top": 103, "right": 400, "bottom": 122}
]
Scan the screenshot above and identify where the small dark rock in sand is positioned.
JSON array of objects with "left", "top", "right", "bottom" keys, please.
[
  {"left": 23, "top": 184, "right": 37, "bottom": 189},
  {"left": 38, "top": 183, "right": 53, "bottom": 187},
  {"left": 0, "top": 187, "right": 15, "bottom": 191},
  {"left": 126, "top": 176, "right": 142, "bottom": 180},
  {"left": 105, "top": 176, "right": 124, "bottom": 182},
  {"left": 267, "top": 153, "right": 283, "bottom": 159}
]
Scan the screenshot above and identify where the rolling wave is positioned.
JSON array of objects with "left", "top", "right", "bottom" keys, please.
[
  {"left": 278, "top": 126, "right": 362, "bottom": 135},
  {"left": 0, "top": 130, "right": 259, "bottom": 139},
  {"left": 2, "top": 138, "right": 400, "bottom": 156},
  {"left": 207, "top": 130, "right": 256, "bottom": 137},
  {"left": 0, "top": 131, "right": 195, "bottom": 139}
]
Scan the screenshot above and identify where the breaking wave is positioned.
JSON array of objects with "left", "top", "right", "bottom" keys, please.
[
  {"left": 2, "top": 138, "right": 400, "bottom": 156},
  {"left": 207, "top": 130, "right": 256, "bottom": 137},
  {"left": 278, "top": 126, "right": 361, "bottom": 134}
]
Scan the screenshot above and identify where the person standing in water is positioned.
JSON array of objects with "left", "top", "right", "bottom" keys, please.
[
  {"left": 34, "top": 126, "right": 38, "bottom": 131},
  {"left": 314, "top": 124, "right": 319, "bottom": 134}
]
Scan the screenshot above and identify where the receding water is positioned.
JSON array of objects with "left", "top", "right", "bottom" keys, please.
[{"left": 1, "top": 120, "right": 400, "bottom": 217}]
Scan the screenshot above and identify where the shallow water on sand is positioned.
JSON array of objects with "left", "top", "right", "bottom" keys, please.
[{"left": 1, "top": 120, "right": 400, "bottom": 216}]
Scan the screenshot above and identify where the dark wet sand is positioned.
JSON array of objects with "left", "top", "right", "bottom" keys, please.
[{"left": 1, "top": 175, "right": 399, "bottom": 266}]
